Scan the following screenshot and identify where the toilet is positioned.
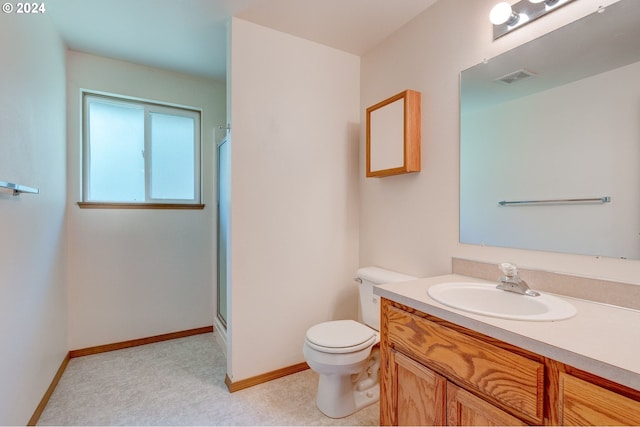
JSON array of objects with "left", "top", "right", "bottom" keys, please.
[{"left": 303, "top": 266, "right": 416, "bottom": 418}]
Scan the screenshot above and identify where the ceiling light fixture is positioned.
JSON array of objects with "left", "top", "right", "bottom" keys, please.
[{"left": 490, "top": 0, "right": 576, "bottom": 40}]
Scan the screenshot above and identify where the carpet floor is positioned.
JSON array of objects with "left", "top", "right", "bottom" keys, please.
[{"left": 37, "top": 332, "right": 379, "bottom": 426}]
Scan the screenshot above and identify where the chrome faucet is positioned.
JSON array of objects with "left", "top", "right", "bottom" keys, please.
[{"left": 497, "top": 263, "right": 540, "bottom": 297}]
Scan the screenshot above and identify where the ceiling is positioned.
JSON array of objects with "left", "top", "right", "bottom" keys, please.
[{"left": 47, "top": 0, "right": 438, "bottom": 81}]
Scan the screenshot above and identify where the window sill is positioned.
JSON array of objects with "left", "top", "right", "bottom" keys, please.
[{"left": 77, "top": 202, "right": 205, "bottom": 210}]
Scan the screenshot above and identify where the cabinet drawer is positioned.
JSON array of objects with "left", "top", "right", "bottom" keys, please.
[
  {"left": 387, "top": 305, "right": 544, "bottom": 422},
  {"left": 559, "top": 372, "right": 640, "bottom": 425}
]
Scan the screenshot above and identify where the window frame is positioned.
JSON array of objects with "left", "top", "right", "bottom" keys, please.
[{"left": 80, "top": 91, "right": 203, "bottom": 209}]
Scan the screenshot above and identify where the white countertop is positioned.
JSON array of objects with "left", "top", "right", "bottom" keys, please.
[{"left": 374, "top": 274, "right": 640, "bottom": 391}]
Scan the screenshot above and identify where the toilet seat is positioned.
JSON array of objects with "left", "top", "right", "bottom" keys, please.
[{"left": 305, "top": 320, "right": 377, "bottom": 354}]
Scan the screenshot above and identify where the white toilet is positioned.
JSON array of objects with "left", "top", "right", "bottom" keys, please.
[{"left": 303, "top": 266, "right": 416, "bottom": 418}]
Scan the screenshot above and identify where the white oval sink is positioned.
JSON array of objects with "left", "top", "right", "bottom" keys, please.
[{"left": 427, "top": 282, "right": 576, "bottom": 321}]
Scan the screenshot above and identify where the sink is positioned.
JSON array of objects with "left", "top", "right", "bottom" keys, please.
[{"left": 427, "top": 282, "right": 577, "bottom": 321}]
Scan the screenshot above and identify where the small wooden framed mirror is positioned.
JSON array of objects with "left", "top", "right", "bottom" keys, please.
[{"left": 366, "top": 89, "right": 421, "bottom": 178}]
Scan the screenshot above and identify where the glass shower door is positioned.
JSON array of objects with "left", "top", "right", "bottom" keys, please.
[{"left": 216, "top": 135, "right": 230, "bottom": 329}]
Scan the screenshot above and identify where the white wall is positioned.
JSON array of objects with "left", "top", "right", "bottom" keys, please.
[
  {"left": 0, "top": 14, "right": 67, "bottom": 425},
  {"left": 66, "top": 52, "right": 226, "bottom": 349},
  {"left": 361, "top": 0, "right": 640, "bottom": 284},
  {"left": 228, "top": 18, "right": 360, "bottom": 381}
]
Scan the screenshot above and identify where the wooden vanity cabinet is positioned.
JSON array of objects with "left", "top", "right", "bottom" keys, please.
[
  {"left": 387, "top": 349, "right": 529, "bottom": 426},
  {"left": 380, "top": 298, "right": 640, "bottom": 426},
  {"left": 380, "top": 299, "right": 544, "bottom": 425}
]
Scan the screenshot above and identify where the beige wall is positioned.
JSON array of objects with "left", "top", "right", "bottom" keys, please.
[
  {"left": 0, "top": 14, "right": 67, "bottom": 425},
  {"left": 66, "top": 51, "right": 226, "bottom": 349},
  {"left": 360, "top": 0, "right": 640, "bottom": 285},
  {"left": 228, "top": 18, "right": 360, "bottom": 381}
]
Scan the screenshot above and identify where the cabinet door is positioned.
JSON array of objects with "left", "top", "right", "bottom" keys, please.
[
  {"left": 388, "top": 350, "right": 446, "bottom": 426},
  {"left": 447, "top": 383, "right": 527, "bottom": 426},
  {"left": 559, "top": 372, "right": 640, "bottom": 425}
]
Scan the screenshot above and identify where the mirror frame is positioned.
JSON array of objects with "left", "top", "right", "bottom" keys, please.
[{"left": 366, "top": 89, "right": 421, "bottom": 178}]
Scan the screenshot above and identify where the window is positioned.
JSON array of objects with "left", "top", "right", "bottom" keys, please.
[{"left": 82, "top": 93, "right": 202, "bottom": 207}]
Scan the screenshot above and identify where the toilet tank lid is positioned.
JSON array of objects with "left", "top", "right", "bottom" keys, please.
[{"left": 357, "top": 266, "right": 417, "bottom": 284}]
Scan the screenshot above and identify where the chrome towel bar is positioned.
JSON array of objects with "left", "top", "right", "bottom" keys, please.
[
  {"left": 0, "top": 180, "right": 40, "bottom": 196},
  {"left": 498, "top": 196, "right": 611, "bottom": 206}
]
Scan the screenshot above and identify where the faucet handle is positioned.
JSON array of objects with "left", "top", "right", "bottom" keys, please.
[{"left": 499, "top": 262, "right": 518, "bottom": 277}]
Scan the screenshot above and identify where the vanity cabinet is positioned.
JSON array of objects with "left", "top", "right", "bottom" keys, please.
[
  {"left": 387, "top": 347, "right": 528, "bottom": 426},
  {"left": 380, "top": 298, "right": 640, "bottom": 426},
  {"left": 381, "top": 299, "right": 543, "bottom": 425}
]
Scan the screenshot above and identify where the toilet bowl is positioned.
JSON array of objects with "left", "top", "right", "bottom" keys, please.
[{"left": 303, "top": 267, "right": 416, "bottom": 418}]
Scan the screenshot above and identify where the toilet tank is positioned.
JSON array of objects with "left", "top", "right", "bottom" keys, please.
[{"left": 357, "top": 266, "right": 417, "bottom": 331}]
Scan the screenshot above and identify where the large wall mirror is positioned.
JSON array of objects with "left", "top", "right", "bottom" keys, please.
[{"left": 460, "top": 0, "right": 640, "bottom": 260}]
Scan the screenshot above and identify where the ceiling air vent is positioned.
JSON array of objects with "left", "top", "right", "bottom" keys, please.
[{"left": 495, "top": 69, "right": 537, "bottom": 85}]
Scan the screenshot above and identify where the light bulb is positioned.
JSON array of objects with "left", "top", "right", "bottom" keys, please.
[
  {"left": 489, "top": 2, "right": 519, "bottom": 26},
  {"left": 529, "top": 0, "right": 560, "bottom": 4}
]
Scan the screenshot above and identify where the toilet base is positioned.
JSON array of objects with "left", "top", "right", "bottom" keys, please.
[
  {"left": 316, "top": 375, "right": 379, "bottom": 418},
  {"left": 315, "top": 348, "right": 380, "bottom": 418}
]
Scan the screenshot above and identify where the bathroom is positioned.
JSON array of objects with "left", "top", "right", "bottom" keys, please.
[{"left": 1, "top": 0, "right": 638, "bottom": 424}]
